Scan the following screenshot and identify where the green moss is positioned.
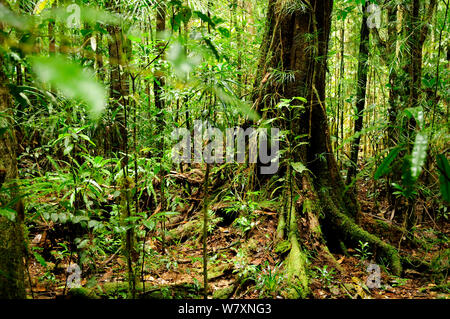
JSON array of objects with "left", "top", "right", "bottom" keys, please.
[
  {"left": 330, "top": 201, "right": 402, "bottom": 275},
  {"left": 208, "top": 262, "right": 232, "bottom": 280},
  {"left": 284, "top": 201, "right": 309, "bottom": 298},
  {"left": 285, "top": 236, "right": 309, "bottom": 298},
  {"left": 245, "top": 238, "right": 259, "bottom": 252},
  {"left": 275, "top": 240, "right": 291, "bottom": 254},
  {"left": 68, "top": 287, "right": 100, "bottom": 299},
  {"left": 76, "top": 281, "right": 200, "bottom": 299},
  {"left": 276, "top": 206, "right": 286, "bottom": 241},
  {"left": 375, "top": 220, "right": 390, "bottom": 231},
  {"left": 212, "top": 286, "right": 234, "bottom": 299}
]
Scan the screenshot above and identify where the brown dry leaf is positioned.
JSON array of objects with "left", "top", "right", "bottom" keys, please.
[
  {"left": 330, "top": 286, "right": 340, "bottom": 296},
  {"left": 253, "top": 258, "right": 262, "bottom": 265},
  {"left": 32, "top": 233, "right": 43, "bottom": 244},
  {"left": 337, "top": 256, "right": 345, "bottom": 264}
]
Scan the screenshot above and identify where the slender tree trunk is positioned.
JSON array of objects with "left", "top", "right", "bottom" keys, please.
[
  {"left": 107, "top": 1, "right": 128, "bottom": 155},
  {"left": 154, "top": 0, "right": 166, "bottom": 135},
  {"left": 346, "top": 3, "right": 370, "bottom": 186},
  {"left": 106, "top": 0, "right": 135, "bottom": 298},
  {"left": 337, "top": 19, "right": 345, "bottom": 168}
]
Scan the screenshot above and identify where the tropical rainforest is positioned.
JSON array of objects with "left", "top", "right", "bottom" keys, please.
[{"left": 0, "top": 0, "right": 449, "bottom": 300}]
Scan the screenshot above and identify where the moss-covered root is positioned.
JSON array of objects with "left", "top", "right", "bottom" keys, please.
[
  {"left": 275, "top": 204, "right": 286, "bottom": 241},
  {"left": 284, "top": 194, "right": 309, "bottom": 298},
  {"left": 285, "top": 235, "right": 309, "bottom": 298},
  {"left": 332, "top": 209, "right": 402, "bottom": 276},
  {"left": 68, "top": 282, "right": 200, "bottom": 299}
]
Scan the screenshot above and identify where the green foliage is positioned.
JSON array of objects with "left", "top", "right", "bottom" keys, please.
[
  {"left": 255, "top": 262, "right": 284, "bottom": 298},
  {"left": 291, "top": 162, "right": 310, "bottom": 175},
  {"left": 374, "top": 147, "right": 402, "bottom": 180},
  {"left": 409, "top": 132, "right": 428, "bottom": 181},
  {"left": 0, "top": 0, "right": 447, "bottom": 300},
  {"left": 436, "top": 154, "right": 450, "bottom": 203},
  {"left": 233, "top": 215, "right": 256, "bottom": 234},
  {"left": 31, "top": 56, "right": 106, "bottom": 119},
  {"left": 313, "top": 265, "right": 336, "bottom": 287},
  {"left": 354, "top": 241, "right": 372, "bottom": 261}
]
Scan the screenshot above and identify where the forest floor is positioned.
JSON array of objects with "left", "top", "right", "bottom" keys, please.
[{"left": 25, "top": 178, "right": 449, "bottom": 299}]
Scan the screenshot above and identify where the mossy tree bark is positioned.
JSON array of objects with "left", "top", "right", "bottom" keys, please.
[
  {"left": 253, "top": 0, "right": 402, "bottom": 297},
  {"left": 0, "top": 8, "right": 26, "bottom": 298}
]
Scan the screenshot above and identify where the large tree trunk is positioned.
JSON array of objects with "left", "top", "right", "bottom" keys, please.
[
  {"left": 253, "top": 0, "right": 401, "bottom": 297},
  {"left": 0, "top": 9, "right": 26, "bottom": 298}
]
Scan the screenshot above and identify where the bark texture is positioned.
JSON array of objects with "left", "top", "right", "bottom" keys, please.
[{"left": 0, "top": 7, "right": 26, "bottom": 297}]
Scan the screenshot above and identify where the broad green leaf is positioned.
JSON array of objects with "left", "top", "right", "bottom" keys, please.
[
  {"left": 143, "top": 220, "right": 156, "bottom": 231},
  {"left": 410, "top": 132, "right": 428, "bottom": 181},
  {"left": 88, "top": 220, "right": 98, "bottom": 228},
  {"left": 374, "top": 147, "right": 402, "bottom": 180},
  {"left": 218, "top": 27, "right": 230, "bottom": 37},
  {"left": 31, "top": 56, "right": 106, "bottom": 119},
  {"left": 194, "top": 11, "right": 216, "bottom": 28},
  {"left": 293, "top": 96, "right": 307, "bottom": 103},
  {"left": 437, "top": 154, "right": 450, "bottom": 202},
  {"left": 59, "top": 213, "right": 68, "bottom": 223},
  {"left": 0, "top": 127, "right": 7, "bottom": 137},
  {"left": 77, "top": 239, "right": 89, "bottom": 249},
  {"left": 64, "top": 144, "right": 74, "bottom": 156},
  {"left": 33, "top": 252, "right": 47, "bottom": 267},
  {"left": 127, "top": 34, "right": 142, "bottom": 43},
  {"left": 40, "top": 5, "right": 120, "bottom": 26},
  {"left": 292, "top": 162, "right": 310, "bottom": 174},
  {"left": 401, "top": 155, "right": 416, "bottom": 197},
  {"left": 0, "top": 208, "right": 16, "bottom": 222},
  {"left": 51, "top": 213, "right": 59, "bottom": 222}
]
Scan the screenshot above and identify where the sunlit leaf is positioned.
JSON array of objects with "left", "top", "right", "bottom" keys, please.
[
  {"left": 167, "top": 41, "right": 201, "bottom": 81},
  {"left": 33, "top": 0, "right": 56, "bottom": 15},
  {"left": 374, "top": 147, "right": 402, "bottom": 180},
  {"left": 33, "top": 252, "right": 47, "bottom": 267},
  {"left": 31, "top": 56, "right": 106, "bottom": 119},
  {"left": 410, "top": 132, "right": 428, "bottom": 181},
  {"left": 0, "top": 207, "right": 16, "bottom": 222},
  {"left": 292, "top": 162, "right": 310, "bottom": 174}
]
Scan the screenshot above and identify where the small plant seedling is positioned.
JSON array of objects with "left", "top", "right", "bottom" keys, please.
[
  {"left": 314, "top": 265, "right": 336, "bottom": 287},
  {"left": 354, "top": 241, "right": 372, "bottom": 261}
]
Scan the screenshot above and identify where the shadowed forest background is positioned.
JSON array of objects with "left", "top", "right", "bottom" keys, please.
[{"left": 0, "top": 0, "right": 449, "bottom": 299}]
